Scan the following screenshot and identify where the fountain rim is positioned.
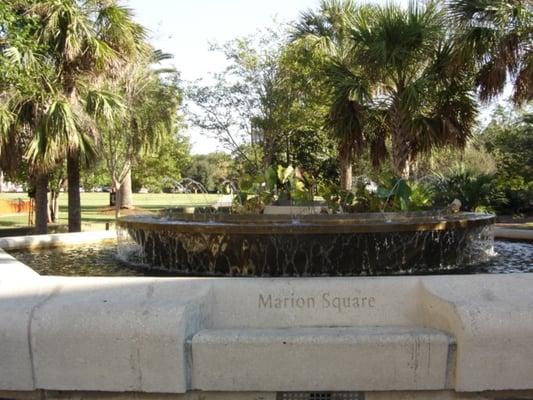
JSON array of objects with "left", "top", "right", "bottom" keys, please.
[{"left": 117, "top": 211, "right": 494, "bottom": 235}]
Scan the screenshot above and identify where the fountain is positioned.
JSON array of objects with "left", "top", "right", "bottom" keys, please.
[{"left": 117, "top": 211, "right": 494, "bottom": 276}]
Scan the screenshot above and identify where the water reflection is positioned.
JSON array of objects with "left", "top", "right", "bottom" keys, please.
[{"left": 9, "top": 240, "right": 533, "bottom": 277}]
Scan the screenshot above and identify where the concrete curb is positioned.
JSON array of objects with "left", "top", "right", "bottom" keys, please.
[
  {"left": 0, "top": 247, "right": 40, "bottom": 278},
  {"left": 0, "top": 230, "right": 116, "bottom": 251},
  {"left": 494, "top": 227, "right": 533, "bottom": 242}
]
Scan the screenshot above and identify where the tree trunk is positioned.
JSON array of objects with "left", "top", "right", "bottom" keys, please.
[
  {"left": 391, "top": 133, "right": 411, "bottom": 179},
  {"left": 339, "top": 153, "right": 353, "bottom": 191},
  {"left": 114, "top": 181, "right": 122, "bottom": 219},
  {"left": 119, "top": 168, "right": 133, "bottom": 209},
  {"left": 49, "top": 191, "right": 60, "bottom": 223},
  {"left": 53, "top": 193, "right": 60, "bottom": 223},
  {"left": 390, "top": 100, "right": 411, "bottom": 179},
  {"left": 35, "top": 173, "right": 48, "bottom": 234},
  {"left": 0, "top": 170, "right": 3, "bottom": 192},
  {"left": 67, "top": 150, "right": 82, "bottom": 232}
]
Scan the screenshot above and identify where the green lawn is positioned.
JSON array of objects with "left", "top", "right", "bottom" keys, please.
[{"left": 0, "top": 192, "right": 222, "bottom": 231}]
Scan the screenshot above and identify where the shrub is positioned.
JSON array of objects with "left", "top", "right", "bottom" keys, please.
[{"left": 431, "top": 166, "right": 506, "bottom": 212}]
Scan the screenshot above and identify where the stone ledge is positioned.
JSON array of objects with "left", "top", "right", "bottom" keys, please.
[
  {"left": 2, "top": 390, "right": 533, "bottom": 400},
  {"left": 192, "top": 327, "right": 454, "bottom": 392},
  {"left": 0, "top": 230, "right": 116, "bottom": 251},
  {"left": 0, "top": 276, "right": 213, "bottom": 393},
  {"left": 494, "top": 227, "right": 533, "bottom": 242},
  {"left": 0, "top": 248, "right": 39, "bottom": 279},
  {"left": 1, "top": 261, "right": 533, "bottom": 394},
  {"left": 420, "top": 275, "right": 533, "bottom": 392}
]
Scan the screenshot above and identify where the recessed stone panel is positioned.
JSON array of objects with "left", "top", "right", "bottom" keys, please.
[{"left": 192, "top": 327, "right": 454, "bottom": 392}]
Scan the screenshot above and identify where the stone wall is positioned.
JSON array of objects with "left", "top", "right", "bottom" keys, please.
[{"left": 1, "top": 235, "right": 533, "bottom": 399}]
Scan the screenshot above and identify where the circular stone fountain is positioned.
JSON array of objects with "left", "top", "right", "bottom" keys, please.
[{"left": 117, "top": 211, "right": 494, "bottom": 276}]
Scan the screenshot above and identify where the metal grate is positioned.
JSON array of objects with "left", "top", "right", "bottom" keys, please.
[{"left": 277, "top": 392, "right": 364, "bottom": 400}]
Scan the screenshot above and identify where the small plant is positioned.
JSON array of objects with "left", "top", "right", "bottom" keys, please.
[
  {"left": 317, "top": 179, "right": 381, "bottom": 213},
  {"left": 375, "top": 178, "right": 435, "bottom": 212},
  {"left": 377, "top": 178, "right": 412, "bottom": 211},
  {"left": 232, "top": 165, "right": 314, "bottom": 213},
  {"left": 317, "top": 183, "right": 355, "bottom": 213}
]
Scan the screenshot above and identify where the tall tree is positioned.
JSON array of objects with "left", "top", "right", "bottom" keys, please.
[
  {"left": 293, "top": 1, "right": 478, "bottom": 180},
  {"left": 351, "top": 2, "right": 478, "bottom": 177},
  {"left": 0, "top": 1, "right": 56, "bottom": 233},
  {"left": 98, "top": 53, "right": 182, "bottom": 216},
  {"left": 133, "top": 133, "right": 191, "bottom": 193},
  {"left": 448, "top": 0, "right": 533, "bottom": 104},
  {"left": 187, "top": 31, "right": 285, "bottom": 173},
  {"left": 292, "top": 1, "right": 380, "bottom": 189},
  {"left": 27, "top": 0, "right": 147, "bottom": 231}
]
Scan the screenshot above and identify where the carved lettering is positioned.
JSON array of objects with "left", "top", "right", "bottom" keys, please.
[
  {"left": 258, "top": 292, "right": 377, "bottom": 312},
  {"left": 258, "top": 293, "right": 316, "bottom": 309},
  {"left": 258, "top": 294, "right": 272, "bottom": 308}
]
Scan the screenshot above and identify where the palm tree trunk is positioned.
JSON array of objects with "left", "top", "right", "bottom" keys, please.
[
  {"left": 391, "top": 133, "right": 411, "bottom": 178},
  {"left": 67, "top": 150, "right": 82, "bottom": 232},
  {"left": 390, "top": 100, "right": 411, "bottom": 179},
  {"left": 119, "top": 168, "right": 133, "bottom": 209},
  {"left": 35, "top": 173, "right": 48, "bottom": 234},
  {"left": 340, "top": 152, "right": 353, "bottom": 191}
]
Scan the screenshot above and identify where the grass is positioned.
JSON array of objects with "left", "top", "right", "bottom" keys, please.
[
  {"left": 0, "top": 192, "right": 222, "bottom": 231},
  {"left": 2, "top": 192, "right": 532, "bottom": 232}
]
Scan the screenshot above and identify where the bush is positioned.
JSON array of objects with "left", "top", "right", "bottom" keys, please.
[
  {"left": 493, "top": 177, "right": 533, "bottom": 214},
  {"left": 431, "top": 166, "right": 506, "bottom": 212}
]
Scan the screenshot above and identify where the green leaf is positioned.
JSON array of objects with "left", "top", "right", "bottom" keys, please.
[
  {"left": 377, "top": 186, "right": 392, "bottom": 199},
  {"left": 265, "top": 166, "right": 277, "bottom": 190},
  {"left": 277, "top": 165, "right": 294, "bottom": 184}
]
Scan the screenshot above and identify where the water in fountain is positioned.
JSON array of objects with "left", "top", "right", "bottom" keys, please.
[
  {"left": 160, "top": 177, "right": 214, "bottom": 216},
  {"left": 116, "top": 211, "right": 495, "bottom": 276}
]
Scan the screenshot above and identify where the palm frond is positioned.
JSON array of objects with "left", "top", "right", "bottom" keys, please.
[
  {"left": 0, "top": 102, "right": 15, "bottom": 139},
  {"left": 447, "top": 0, "right": 532, "bottom": 104},
  {"left": 95, "top": 3, "right": 148, "bottom": 58},
  {"left": 513, "top": 51, "right": 533, "bottom": 103},
  {"left": 85, "top": 89, "right": 125, "bottom": 123}
]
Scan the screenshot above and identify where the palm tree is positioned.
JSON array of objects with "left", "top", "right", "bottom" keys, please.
[
  {"left": 295, "top": 1, "right": 478, "bottom": 179},
  {"left": 447, "top": 0, "right": 532, "bottom": 104},
  {"left": 27, "top": 0, "right": 147, "bottom": 232},
  {"left": 0, "top": 4, "right": 57, "bottom": 233},
  {"left": 99, "top": 51, "right": 181, "bottom": 216},
  {"left": 292, "top": 0, "right": 372, "bottom": 190},
  {"left": 350, "top": 2, "right": 478, "bottom": 177},
  {"left": 116, "top": 51, "right": 180, "bottom": 210}
]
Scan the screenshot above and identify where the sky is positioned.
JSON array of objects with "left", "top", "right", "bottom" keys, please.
[
  {"left": 129, "top": 0, "right": 508, "bottom": 155},
  {"left": 126, "top": 0, "right": 328, "bottom": 154}
]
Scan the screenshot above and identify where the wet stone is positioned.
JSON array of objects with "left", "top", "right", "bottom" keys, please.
[{"left": 117, "top": 213, "right": 496, "bottom": 276}]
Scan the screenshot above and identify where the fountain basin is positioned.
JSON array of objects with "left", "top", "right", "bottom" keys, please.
[{"left": 117, "top": 211, "right": 494, "bottom": 276}]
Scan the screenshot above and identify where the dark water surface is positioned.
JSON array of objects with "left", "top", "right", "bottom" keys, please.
[{"left": 9, "top": 240, "right": 533, "bottom": 277}]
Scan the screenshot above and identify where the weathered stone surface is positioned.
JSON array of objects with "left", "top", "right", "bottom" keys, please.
[
  {"left": 29, "top": 277, "right": 212, "bottom": 393},
  {"left": 1, "top": 245, "right": 533, "bottom": 396},
  {"left": 0, "top": 391, "right": 277, "bottom": 400},
  {"left": 366, "top": 390, "right": 533, "bottom": 399},
  {"left": 192, "top": 327, "right": 454, "bottom": 391},
  {"left": 263, "top": 205, "right": 324, "bottom": 214},
  {"left": 494, "top": 227, "right": 533, "bottom": 241},
  {"left": 208, "top": 277, "right": 421, "bottom": 328},
  {"left": 420, "top": 275, "right": 533, "bottom": 391},
  {"left": 2, "top": 391, "right": 533, "bottom": 400},
  {"left": 0, "top": 231, "right": 116, "bottom": 251},
  {"left": 0, "top": 248, "right": 39, "bottom": 279},
  {"left": 0, "top": 269, "right": 59, "bottom": 391}
]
